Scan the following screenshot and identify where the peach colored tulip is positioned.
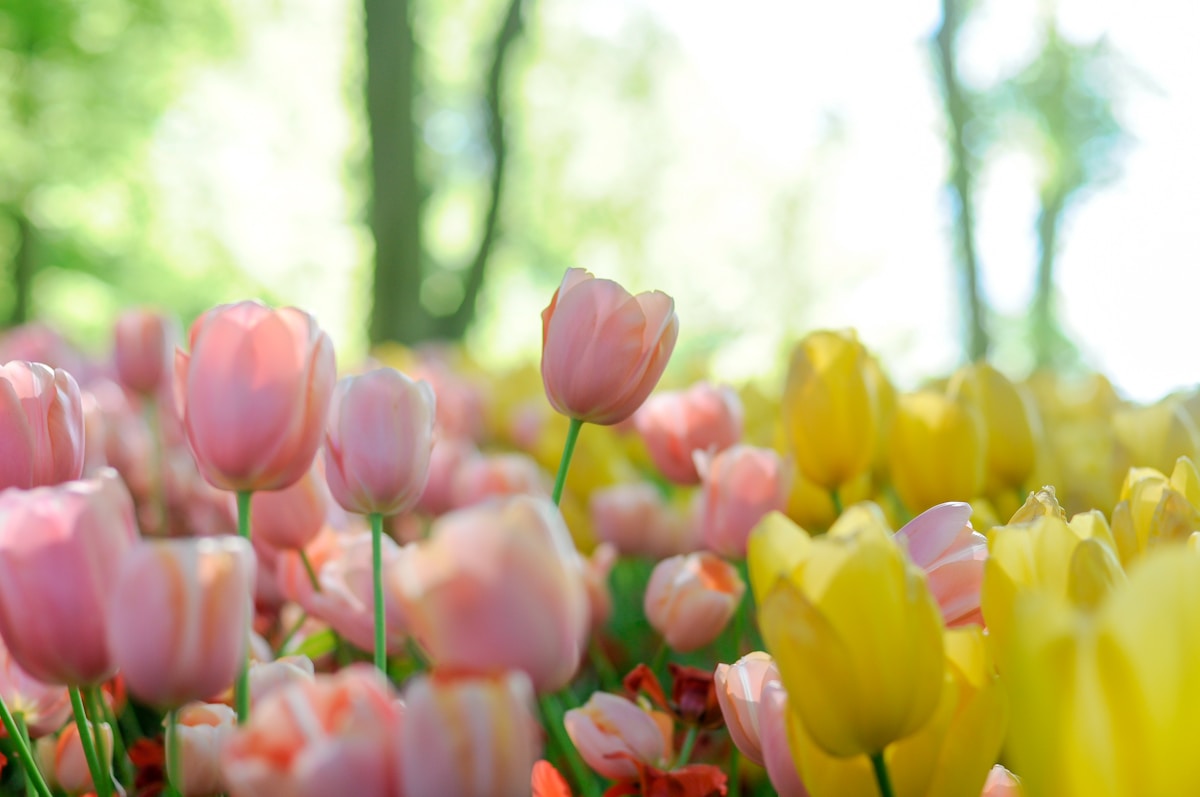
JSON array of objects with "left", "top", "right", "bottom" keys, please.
[
  {"left": 47, "top": 720, "right": 116, "bottom": 796},
  {"left": 401, "top": 671, "right": 540, "bottom": 797},
  {"left": 590, "top": 482, "right": 696, "bottom": 559},
  {"left": 541, "top": 268, "right": 679, "bottom": 426},
  {"left": 113, "top": 309, "right": 179, "bottom": 395},
  {"left": 252, "top": 461, "right": 332, "bottom": 550},
  {"left": 564, "top": 691, "right": 670, "bottom": 779},
  {"left": 175, "top": 300, "right": 336, "bottom": 492},
  {"left": 0, "top": 469, "right": 137, "bottom": 685},
  {"left": 0, "top": 360, "right": 85, "bottom": 490},
  {"left": 697, "top": 445, "right": 793, "bottom": 558},
  {"left": 714, "top": 651, "right": 779, "bottom": 767},
  {"left": 644, "top": 552, "right": 745, "bottom": 653},
  {"left": 0, "top": 636, "right": 72, "bottom": 739},
  {"left": 246, "top": 656, "right": 315, "bottom": 707},
  {"left": 759, "top": 680, "right": 809, "bottom": 797},
  {"left": 277, "top": 529, "right": 410, "bottom": 655},
  {"left": 222, "top": 666, "right": 402, "bottom": 797},
  {"left": 167, "top": 702, "right": 237, "bottom": 797},
  {"left": 981, "top": 765, "right": 1022, "bottom": 796},
  {"left": 416, "top": 437, "right": 478, "bottom": 515},
  {"left": 451, "top": 451, "right": 551, "bottom": 508},
  {"left": 635, "top": 382, "right": 743, "bottom": 484},
  {"left": 324, "top": 368, "right": 437, "bottom": 516},
  {"left": 108, "top": 537, "right": 254, "bottom": 707},
  {"left": 395, "top": 496, "right": 589, "bottom": 692},
  {"left": 894, "top": 501, "right": 988, "bottom": 627}
]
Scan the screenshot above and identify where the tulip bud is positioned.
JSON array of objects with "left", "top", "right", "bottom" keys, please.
[
  {"left": 541, "top": 268, "right": 679, "bottom": 426},
  {"left": 51, "top": 720, "right": 116, "bottom": 795},
  {"left": 401, "top": 671, "right": 540, "bottom": 797},
  {"left": 634, "top": 382, "right": 743, "bottom": 484},
  {"left": 889, "top": 391, "right": 985, "bottom": 514},
  {"left": 0, "top": 360, "right": 85, "bottom": 490},
  {"left": 697, "top": 445, "right": 792, "bottom": 558},
  {"left": 176, "top": 300, "right": 336, "bottom": 493},
  {"left": 564, "top": 691, "right": 670, "bottom": 779},
  {"left": 714, "top": 652, "right": 778, "bottom": 766},
  {"left": 947, "top": 363, "right": 1037, "bottom": 493},
  {"left": 167, "top": 702, "right": 237, "bottom": 797},
  {"left": 113, "top": 309, "right": 179, "bottom": 395},
  {"left": 644, "top": 552, "right": 745, "bottom": 653}
]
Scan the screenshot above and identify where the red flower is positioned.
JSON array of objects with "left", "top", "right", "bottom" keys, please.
[
  {"left": 625, "top": 664, "right": 723, "bottom": 729},
  {"left": 533, "top": 760, "right": 575, "bottom": 797},
  {"left": 603, "top": 754, "right": 727, "bottom": 797}
]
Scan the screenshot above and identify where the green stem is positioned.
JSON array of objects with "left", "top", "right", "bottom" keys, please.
[
  {"left": 370, "top": 512, "right": 387, "bottom": 674},
  {"left": 0, "top": 705, "right": 53, "bottom": 797},
  {"left": 299, "top": 549, "right": 322, "bottom": 592},
  {"left": 538, "top": 692, "right": 600, "bottom": 797},
  {"left": 89, "top": 686, "right": 130, "bottom": 788},
  {"left": 551, "top": 418, "right": 584, "bottom": 506},
  {"left": 236, "top": 490, "right": 253, "bottom": 724},
  {"left": 830, "top": 487, "right": 844, "bottom": 516},
  {"left": 650, "top": 640, "right": 669, "bottom": 673},
  {"left": 276, "top": 611, "right": 309, "bottom": 655},
  {"left": 69, "top": 686, "right": 111, "bottom": 797},
  {"left": 588, "top": 638, "right": 620, "bottom": 691},
  {"left": 870, "top": 750, "right": 895, "bottom": 797},
  {"left": 165, "top": 707, "right": 183, "bottom": 797},
  {"left": 675, "top": 725, "right": 700, "bottom": 767},
  {"left": 728, "top": 745, "right": 741, "bottom": 797}
]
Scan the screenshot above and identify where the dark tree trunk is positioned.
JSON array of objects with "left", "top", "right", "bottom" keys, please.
[
  {"left": 12, "top": 210, "right": 35, "bottom": 326},
  {"left": 1032, "top": 192, "right": 1064, "bottom": 367}
]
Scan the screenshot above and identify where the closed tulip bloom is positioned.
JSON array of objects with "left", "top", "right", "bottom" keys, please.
[
  {"left": 0, "top": 636, "right": 72, "bottom": 739},
  {"left": 564, "top": 691, "right": 670, "bottom": 779},
  {"left": 176, "top": 301, "right": 336, "bottom": 492},
  {"left": 714, "top": 652, "right": 779, "bottom": 766},
  {"left": 401, "top": 671, "right": 540, "bottom": 797},
  {"left": 748, "top": 507, "right": 944, "bottom": 758},
  {"left": 894, "top": 502, "right": 988, "bottom": 627},
  {"left": 1113, "top": 400, "right": 1200, "bottom": 475},
  {"left": 889, "top": 391, "right": 985, "bottom": 514},
  {"left": 782, "top": 330, "right": 879, "bottom": 491},
  {"left": 635, "top": 382, "right": 743, "bottom": 484},
  {"left": 541, "top": 268, "right": 679, "bottom": 426},
  {"left": 222, "top": 666, "right": 402, "bottom": 797},
  {"left": 0, "top": 469, "right": 137, "bottom": 685},
  {"left": 114, "top": 308, "right": 179, "bottom": 395},
  {"left": 947, "top": 363, "right": 1037, "bottom": 493},
  {"left": 0, "top": 360, "right": 85, "bottom": 490},
  {"left": 252, "top": 461, "right": 333, "bottom": 550},
  {"left": 324, "top": 368, "right": 436, "bottom": 516},
  {"left": 108, "top": 537, "right": 254, "bottom": 707},
  {"left": 416, "top": 437, "right": 478, "bottom": 515},
  {"left": 48, "top": 721, "right": 116, "bottom": 796},
  {"left": 589, "top": 482, "right": 695, "bottom": 559},
  {"left": 395, "top": 496, "right": 589, "bottom": 692},
  {"left": 697, "top": 445, "right": 792, "bottom": 558},
  {"left": 167, "top": 702, "right": 238, "bottom": 797},
  {"left": 644, "top": 552, "right": 745, "bottom": 653}
]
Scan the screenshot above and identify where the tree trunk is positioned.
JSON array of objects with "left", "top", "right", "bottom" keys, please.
[
  {"left": 11, "top": 209, "right": 35, "bottom": 326},
  {"left": 1032, "top": 191, "right": 1064, "bottom": 367}
]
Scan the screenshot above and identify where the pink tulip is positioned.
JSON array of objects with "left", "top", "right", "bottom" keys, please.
[
  {"left": 564, "top": 691, "right": 670, "bottom": 779},
  {"left": 45, "top": 720, "right": 117, "bottom": 796},
  {"left": 252, "top": 461, "right": 332, "bottom": 550},
  {"left": 541, "top": 268, "right": 679, "bottom": 426},
  {"left": 644, "top": 552, "right": 745, "bottom": 653},
  {"left": 589, "top": 482, "right": 696, "bottom": 559},
  {"left": 113, "top": 309, "right": 179, "bottom": 395},
  {"left": 277, "top": 529, "right": 409, "bottom": 655},
  {"left": 167, "top": 702, "right": 238, "bottom": 797},
  {"left": 981, "top": 765, "right": 1022, "bottom": 796},
  {"left": 894, "top": 501, "right": 988, "bottom": 627},
  {"left": 451, "top": 452, "right": 551, "bottom": 508},
  {"left": 0, "top": 323, "right": 85, "bottom": 379},
  {"left": 222, "top": 666, "right": 403, "bottom": 797},
  {"left": 0, "top": 469, "right": 137, "bottom": 685},
  {"left": 400, "top": 671, "right": 540, "bottom": 797},
  {"left": 107, "top": 536, "right": 254, "bottom": 706},
  {"left": 246, "top": 656, "right": 315, "bottom": 707},
  {"left": 175, "top": 301, "right": 336, "bottom": 493},
  {"left": 0, "top": 636, "right": 72, "bottom": 739},
  {"left": 324, "top": 368, "right": 436, "bottom": 516},
  {"left": 395, "top": 496, "right": 589, "bottom": 692},
  {"left": 760, "top": 680, "right": 809, "bottom": 797},
  {"left": 415, "top": 437, "right": 477, "bottom": 516},
  {"left": 697, "top": 445, "right": 793, "bottom": 558},
  {"left": 635, "top": 382, "right": 743, "bottom": 484},
  {"left": 714, "top": 651, "right": 779, "bottom": 766},
  {"left": 0, "top": 360, "right": 85, "bottom": 490}
]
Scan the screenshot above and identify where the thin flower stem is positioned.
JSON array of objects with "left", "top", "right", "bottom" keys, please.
[
  {"left": 674, "top": 725, "right": 699, "bottom": 768},
  {"left": 538, "top": 692, "right": 600, "bottom": 797},
  {"left": 0, "top": 704, "right": 53, "bottom": 797},
  {"left": 165, "top": 707, "right": 183, "bottom": 797},
  {"left": 235, "top": 490, "right": 253, "bottom": 724},
  {"left": 551, "top": 418, "right": 584, "bottom": 506},
  {"left": 830, "top": 487, "right": 844, "bottom": 517},
  {"left": 299, "top": 549, "right": 322, "bottom": 592},
  {"left": 88, "top": 686, "right": 131, "bottom": 788},
  {"left": 69, "top": 685, "right": 111, "bottom": 797},
  {"left": 870, "top": 750, "right": 895, "bottom": 797},
  {"left": 728, "top": 745, "right": 741, "bottom": 797},
  {"left": 276, "top": 610, "right": 309, "bottom": 655},
  {"left": 370, "top": 512, "right": 388, "bottom": 674}
]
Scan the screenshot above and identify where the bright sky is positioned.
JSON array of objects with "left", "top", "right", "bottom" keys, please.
[{"left": 152, "top": 0, "right": 1200, "bottom": 401}]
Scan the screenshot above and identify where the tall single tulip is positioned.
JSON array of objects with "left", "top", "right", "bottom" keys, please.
[
  {"left": 324, "top": 368, "right": 436, "bottom": 516},
  {"left": 634, "top": 382, "right": 743, "bottom": 484},
  {"left": 0, "top": 360, "right": 85, "bottom": 490},
  {"left": 541, "top": 268, "right": 679, "bottom": 426},
  {"left": 113, "top": 309, "right": 179, "bottom": 396},
  {"left": 697, "top": 445, "right": 792, "bottom": 558},
  {"left": 107, "top": 537, "right": 255, "bottom": 707},
  {"left": 889, "top": 391, "right": 985, "bottom": 514},
  {"left": 175, "top": 301, "right": 336, "bottom": 493},
  {"left": 394, "top": 496, "right": 589, "bottom": 692},
  {"left": 644, "top": 552, "right": 745, "bottom": 653},
  {"left": 401, "top": 671, "right": 540, "bottom": 797},
  {"left": 0, "top": 470, "right": 137, "bottom": 685}
]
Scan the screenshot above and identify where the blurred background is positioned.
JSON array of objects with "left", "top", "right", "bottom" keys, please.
[{"left": 1, "top": 0, "right": 1197, "bottom": 399}]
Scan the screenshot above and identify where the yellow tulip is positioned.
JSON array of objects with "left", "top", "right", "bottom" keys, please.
[
  {"left": 749, "top": 506, "right": 944, "bottom": 759},
  {"left": 1109, "top": 459, "right": 1200, "bottom": 565},
  {"left": 1007, "top": 486, "right": 1066, "bottom": 525},
  {"left": 947, "top": 363, "right": 1037, "bottom": 495},
  {"left": 1005, "top": 547, "right": 1200, "bottom": 797},
  {"left": 888, "top": 391, "right": 984, "bottom": 514},
  {"left": 1112, "top": 399, "right": 1200, "bottom": 475},
  {"left": 781, "top": 331, "right": 879, "bottom": 493}
]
